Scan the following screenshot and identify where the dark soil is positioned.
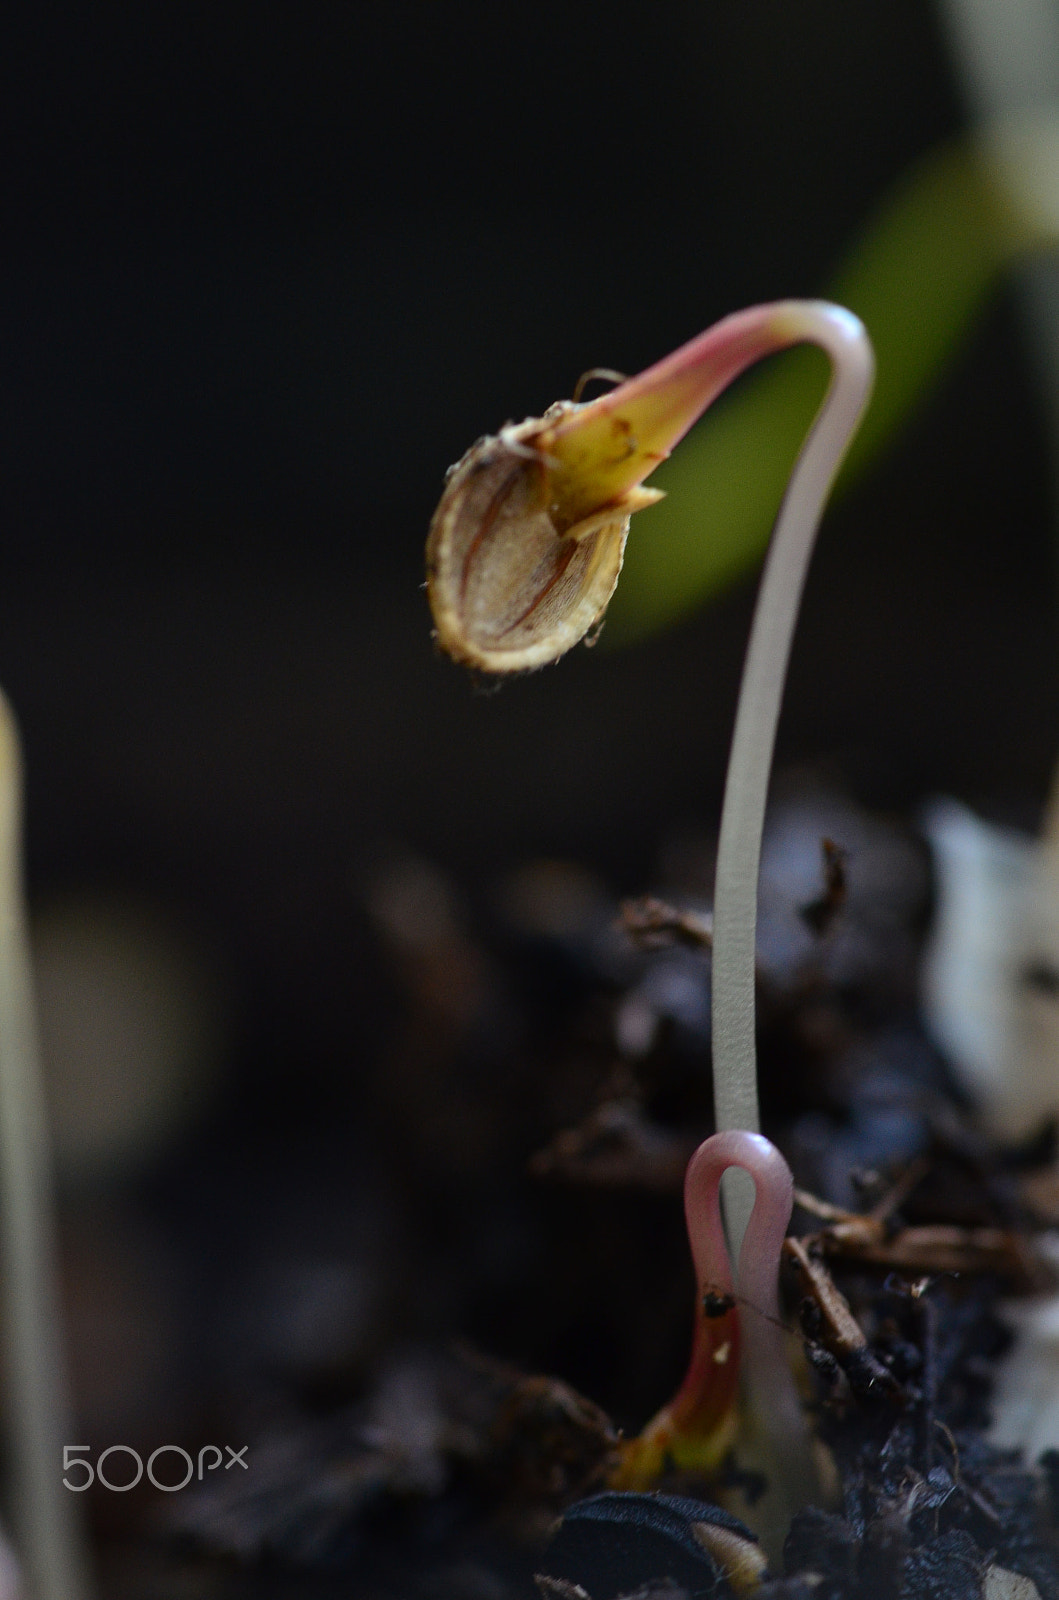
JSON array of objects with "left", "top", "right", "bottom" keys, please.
[{"left": 91, "top": 786, "right": 1059, "bottom": 1599}]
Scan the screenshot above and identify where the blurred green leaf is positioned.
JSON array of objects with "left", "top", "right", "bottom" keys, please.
[{"left": 606, "top": 141, "right": 1021, "bottom": 641}]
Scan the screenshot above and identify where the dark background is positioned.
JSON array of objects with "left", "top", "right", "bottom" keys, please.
[{"left": 2, "top": 0, "right": 1058, "bottom": 1569}]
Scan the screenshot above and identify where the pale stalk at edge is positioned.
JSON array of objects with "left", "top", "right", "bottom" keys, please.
[{"left": 0, "top": 691, "right": 91, "bottom": 1600}]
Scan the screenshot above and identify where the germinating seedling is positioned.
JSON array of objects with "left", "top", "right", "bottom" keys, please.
[{"left": 426, "top": 301, "right": 874, "bottom": 1517}]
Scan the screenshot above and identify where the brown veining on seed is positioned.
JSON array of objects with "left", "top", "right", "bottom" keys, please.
[
  {"left": 495, "top": 537, "right": 577, "bottom": 639},
  {"left": 459, "top": 462, "right": 524, "bottom": 610}
]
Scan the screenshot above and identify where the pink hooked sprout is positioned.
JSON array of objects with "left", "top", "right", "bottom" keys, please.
[{"left": 614, "top": 1129, "right": 809, "bottom": 1511}]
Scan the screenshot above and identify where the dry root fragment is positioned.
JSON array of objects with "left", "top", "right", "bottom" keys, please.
[
  {"left": 793, "top": 1176, "right": 1036, "bottom": 1286},
  {"left": 797, "top": 838, "right": 849, "bottom": 938},
  {"left": 783, "top": 1237, "right": 901, "bottom": 1402},
  {"left": 821, "top": 1221, "right": 1032, "bottom": 1281},
  {"left": 530, "top": 1096, "right": 697, "bottom": 1191},
  {"left": 620, "top": 898, "right": 714, "bottom": 952}
]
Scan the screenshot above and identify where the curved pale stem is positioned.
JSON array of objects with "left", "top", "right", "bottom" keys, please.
[{"left": 711, "top": 304, "right": 874, "bottom": 1259}]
